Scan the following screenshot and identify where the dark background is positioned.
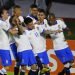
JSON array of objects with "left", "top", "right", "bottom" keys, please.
[{"left": 53, "top": 0, "right": 75, "bottom": 4}]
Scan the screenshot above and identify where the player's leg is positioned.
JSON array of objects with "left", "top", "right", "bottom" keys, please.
[
  {"left": 55, "top": 49, "right": 66, "bottom": 75},
  {"left": 27, "top": 50, "right": 38, "bottom": 75},
  {"left": 10, "top": 43, "right": 20, "bottom": 75},
  {"left": 55, "top": 47, "right": 74, "bottom": 75},
  {"left": 14, "top": 62, "right": 20, "bottom": 75},
  {"left": 37, "top": 51, "right": 50, "bottom": 75},
  {"left": 64, "top": 47, "right": 74, "bottom": 75},
  {"left": 35, "top": 56, "right": 43, "bottom": 71},
  {"left": 0, "top": 50, "right": 12, "bottom": 75},
  {"left": 20, "top": 65, "right": 26, "bottom": 75},
  {"left": 17, "top": 50, "right": 30, "bottom": 75},
  {"left": 0, "top": 67, "right": 7, "bottom": 75},
  {"left": 58, "top": 62, "right": 71, "bottom": 75},
  {"left": 28, "top": 64, "right": 38, "bottom": 75}
]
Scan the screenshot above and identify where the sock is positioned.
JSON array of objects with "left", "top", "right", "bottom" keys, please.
[
  {"left": 14, "top": 66, "right": 19, "bottom": 75},
  {"left": 20, "top": 70, "right": 25, "bottom": 75},
  {"left": 0, "top": 73, "right": 3, "bottom": 75},
  {"left": 0, "top": 68, "right": 7, "bottom": 75},
  {"left": 0, "top": 70, "right": 4, "bottom": 75},
  {"left": 28, "top": 70, "right": 38, "bottom": 75},
  {"left": 35, "top": 56, "right": 43, "bottom": 70},
  {"left": 58, "top": 67, "right": 66, "bottom": 75},
  {"left": 4, "top": 74, "right": 7, "bottom": 75},
  {"left": 45, "top": 71, "right": 50, "bottom": 75},
  {"left": 65, "top": 68, "right": 70, "bottom": 75}
]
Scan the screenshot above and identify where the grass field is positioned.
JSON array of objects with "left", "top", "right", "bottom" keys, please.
[
  {"left": 8, "top": 72, "right": 28, "bottom": 75},
  {"left": 8, "top": 72, "right": 13, "bottom": 75}
]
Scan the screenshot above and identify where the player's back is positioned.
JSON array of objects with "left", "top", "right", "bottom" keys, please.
[
  {"left": 14, "top": 33, "right": 32, "bottom": 52},
  {"left": 26, "top": 28, "right": 46, "bottom": 54}
]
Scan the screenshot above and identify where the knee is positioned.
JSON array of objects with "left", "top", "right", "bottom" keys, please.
[
  {"left": 21, "top": 65, "right": 26, "bottom": 70},
  {"left": 31, "top": 64, "right": 37, "bottom": 70},
  {"left": 4, "top": 66, "right": 9, "bottom": 70}
]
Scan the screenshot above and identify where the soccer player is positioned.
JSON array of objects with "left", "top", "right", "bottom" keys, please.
[
  {"left": 27, "top": 4, "right": 38, "bottom": 23},
  {"left": 12, "top": 5, "right": 25, "bottom": 23},
  {"left": 0, "top": 8, "right": 12, "bottom": 75},
  {"left": 24, "top": 17, "right": 50, "bottom": 75},
  {"left": 9, "top": 15, "right": 38, "bottom": 75},
  {"left": 11, "top": 5, "right": 25, "bottom": 75},
  {"left": 0, "top": 6, "right": 20, "bottom": 75},
  {"left": 37, "top": 8, "right": 49, "bottom": 30},
  {"left": 47, "top": 13, "right": 74, "bottom": 75},
  {"left": 37, "top": 8, "right": 51, "bottom": 75}
]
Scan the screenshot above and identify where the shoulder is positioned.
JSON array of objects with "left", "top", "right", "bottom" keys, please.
[
  {"left": 56, "top": 19, "right": 65, "bottom": 24},
  {"left": 0, "top": 20, "right": 6, "bottom": 25}
]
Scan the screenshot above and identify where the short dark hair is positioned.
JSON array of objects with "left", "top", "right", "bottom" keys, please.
[
  {"left": 38, "top": 8, "right": 46, "bottom": 15},
  {"left": 0, "top": 7, "right": 8, "bottom": 17},
  {"left": 30, "top": 4, "right": 38, "bottom": 9},
  {"left": 24, "top": 17, "right": 33, "bottom": 25},
  {"left": 48, "top": 13, "right": 55, "bottom": 18},
  {"left": 13, "top": 5, "right": 21, "bottom": 10}
]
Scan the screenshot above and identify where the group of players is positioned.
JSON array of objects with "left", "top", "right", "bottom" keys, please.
[{"left": 0, "top": 4, "right": 74, "bottom": 75}]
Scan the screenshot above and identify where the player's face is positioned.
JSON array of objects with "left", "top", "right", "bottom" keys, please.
[
  {"left": 30, "top": 8, "right": 38, "bottom": 16},
  {"left": 49, "top": 16, "right": 56, "bottom": 25},
  {"left": 2, "top": 10, "right": 9, "bottom": 20},
  {"left": 13, "top": 8, "right": 22, "bottom": 17},
  {"left": 37, "top": 12, "right": 45, "bottom": 22},
  {"left": 27, "top": 21, "right": 35, "bottom": 30}
]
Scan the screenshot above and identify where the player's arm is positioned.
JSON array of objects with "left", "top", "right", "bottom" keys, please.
[
  {"left": 15, "top": 18, "right": 25, "bottom": 35},
  {"left": 16, "top": 24, "right": 25, "bottom": 35},
  {"left": 8, "top": 27, "right": 18, "bottom": 35},
  {"left": 60, "top": 20, "right": 72, "bottom": 36}
]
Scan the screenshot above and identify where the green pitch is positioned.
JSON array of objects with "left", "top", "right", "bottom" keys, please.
[
  {"left": 8, "top": 72, "right": 13, "bottom": 75},
  {"left": 8, "top": 72, "right": 28, "bottom": 75}
]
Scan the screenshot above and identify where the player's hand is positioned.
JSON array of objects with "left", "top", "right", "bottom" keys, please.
[
  {"left": 8, "top": 27, "right": 18, "bottom": 35},
  {"left": 55, "top": 30, "right": 62, "bottom": 33}
]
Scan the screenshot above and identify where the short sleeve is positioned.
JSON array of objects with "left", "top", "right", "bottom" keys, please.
[
  {"left": 58, "top": 20, "right": 67, "bottom": 29},
  {"left": 0, "top": 20, "right": 9, "bottom": 31}
]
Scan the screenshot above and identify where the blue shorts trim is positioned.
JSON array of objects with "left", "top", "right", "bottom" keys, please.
[
  {"left": 37, "top": 51, "right": 49, "bottom": 65},
  {"left": 55, "top": 47, "right": 74, "bottom": 63},
  {"left": 17, "top": 50, "right": 36, "bottom": 66},
  {"left": 10, "top": 43, "right": 18, "bottom": 60},
  {"left": 0, "top": 50, "right": 12, "bottom": 66}
]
